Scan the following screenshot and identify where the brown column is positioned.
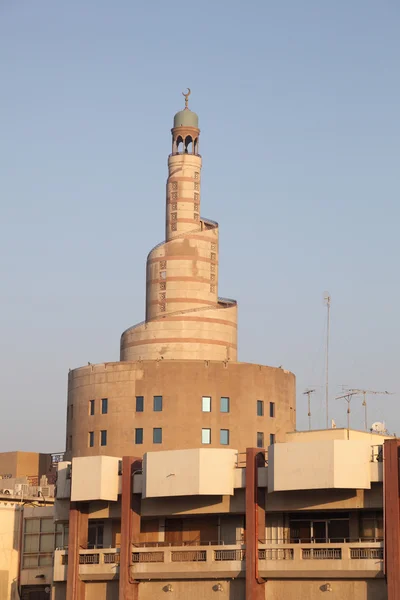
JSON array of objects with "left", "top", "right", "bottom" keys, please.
[
  {"left": 245, "top": 448, "right": 266, "bottom": 600},
  {"left": 66, "top": 502, "right": 88, "bottom": 600},
  {"left": 119, "top": 456, "right": 142, "bottom": 600},
  {"left": 384, "top": 439, "right": 400, "bottom": 599}
]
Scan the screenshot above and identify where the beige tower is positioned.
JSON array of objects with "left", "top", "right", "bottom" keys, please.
[
  {"left": 121, "top": 90, "right": 237, "bottom": 362},
  {"left": 66, "top": 92, "right": 296, "bottom": 459}
]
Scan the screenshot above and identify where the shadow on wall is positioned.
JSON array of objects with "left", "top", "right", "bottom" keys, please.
[{"left": 367, "top": 579, "right": 387, "bottom": 600}]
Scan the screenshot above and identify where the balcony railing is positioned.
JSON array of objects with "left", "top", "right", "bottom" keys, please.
[
  {"left": 132, "top": 551, "right": 164, "bottom": 563},
  {"left": 214, "top": 549, "right": 245, "bottom": 561},
  {"left": 302, "top": 548, "right": 342, "bottom": 560},
  {"left": 53, "top": 541, "right": 384, "bottom": 583}
]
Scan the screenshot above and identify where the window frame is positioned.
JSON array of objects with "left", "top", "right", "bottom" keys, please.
[
  {"left": 220, "top": 397, "right": 230, "bottom": 413},
  {"left": 270, "top": 433, "right": 276, "bottom": 446},
  {"left": 136, "top": 396, "right": 144, "bottom": 412},
  {"left": 153, "top": 427, "right": 162, "bottom": 444},
  {"left": 101, "top": 398, "right": 108, "bottom": 414},
  {"left": 220, "top": 429, "right": 229, "bottom": 445},
  {"left": 89, "top": 399, "right": 95, "bottom": 416},
  {"left": 88, "top": 431, "right": 94, "bottom": 448},
  {"left": 135, "top": 428, "right": 144, "bottom": 444},
  {"left": 153, "top": 396, "right": 163, "bottom": 412},
  {"left": 257, "top": 432, "right": 264, "bottom": 448},
  {"left": 257, "top": 400, "right": 264, "bottom": 417},
  {"left": 100, "top": 430, "right": 107, "bottom": 447},
  {"left": 269, "top": 402, "right": 276, "bottom": 418},
  {"left": 202, "top": 428, "right": 211, "bottom": 444},
  {"left": 202, "top": 396, "right": 212, "bottom": 412}
]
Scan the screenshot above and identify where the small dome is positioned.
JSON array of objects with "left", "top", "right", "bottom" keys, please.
[{"left": 174, "top": 109, "right": 199, "bottom": 129}]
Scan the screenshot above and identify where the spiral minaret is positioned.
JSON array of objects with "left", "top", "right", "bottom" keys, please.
[{"left": 121, "top": 91, "right": 237, "bottom": 361}]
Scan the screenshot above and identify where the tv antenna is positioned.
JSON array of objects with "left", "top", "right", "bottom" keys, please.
[
  {"left": 303, "top": 389, "right": 316, "bottom": 430},
  {"left": 323, "top": 292, "right": 331, "bottom": 429},
  {"left": 336, "top": 390, "right": 358, "bottom": 436},
  {"left": 346, "top": 388, "right": 393, "bottom": 431}
]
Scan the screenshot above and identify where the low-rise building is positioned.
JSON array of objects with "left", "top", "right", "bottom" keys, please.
[{"left": 53, "top": 427, "right": 394, "bottom": 600}]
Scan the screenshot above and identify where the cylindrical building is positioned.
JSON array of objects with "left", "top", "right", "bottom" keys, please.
[{"left": 66, "top": 93, "right": 296, "bottom": 459}]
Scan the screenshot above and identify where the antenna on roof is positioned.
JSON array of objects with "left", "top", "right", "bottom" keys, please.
[
  {"left": 346, "top": 389, "right": 394, "bottom": 431},
  {"left": 303, "top": 389, "right": 316, "bottom": 430},
  {"left": 323, "top": 292, "right": 331, "bottom": 430}
]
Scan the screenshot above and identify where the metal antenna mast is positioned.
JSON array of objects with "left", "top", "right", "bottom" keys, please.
[
  {"left": 303, "top": 389, "right": 316, "bottom": 430},
  {"left": 347, "top": 389, "right": 393, "bottom": 431},
  {"left": 324, "top": 292, "right": 331, "bottom": 429},
  {"left": 336, "top": 391, "right": 357, "bottom": 438}
]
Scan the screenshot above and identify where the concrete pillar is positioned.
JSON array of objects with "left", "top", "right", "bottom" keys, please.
[
  {"left": 384, "top": 439, "right": 400, "bottom": 599},
  {"left": 66, "top": 502, "right": 88, "bottom": 600},
  {"left": 245, "top": 448, "right": 266, "bottom": 600},
  {"left": 119, "top": 456, "right": 142, "bottom": 600}
]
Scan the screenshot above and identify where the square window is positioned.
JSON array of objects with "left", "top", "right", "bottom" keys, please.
[
  {"left": 257, "top": 400, "right": 264, "bottom": 417},
  {"left": 202, "top": 428, "right": 211, "bottom": 444},
  {"left": 88, "top": 432, "right": 94, "bottom": 448},
  {"left": 220, "top": 397, "right": 230, "bottom": 413},
  {"left": 270, "top": 433, "right": 276, "bottom": 446},
  {"left": 100, "top": 430, "right": 107, "bottom": 447},
  {"left": 136, "top": 396, "right": 144, "bottom": 412},
  {"left": 89, "top": 399, "right": 95, "bottom": 416},
  {"left": 220, "top": 429, "right": 229, "bottom": 445},
  {"left": 154, "top": 396, "right": 163, "bottom": 411},
  {"left": 101, "top": 398, "right": 108, "bottom": 414},
  {"left": 269, "top": 402, "right": 275, "bottom": 418},
  {"left": 153, "top": 428, "right": 162, "bottom": 444},
  {"left": 257, "top": 432, "right": 264, "bottom": 448},
  {"left": 202, "top": 396, "right": 211, "bottom": 412},
  {"left": 135, "top": 428, "right": 143, "bottom": 444}
]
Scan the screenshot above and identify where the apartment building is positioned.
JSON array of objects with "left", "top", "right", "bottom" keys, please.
[{"left": 52, "top": 427, "right": 392, "bottom": 600}]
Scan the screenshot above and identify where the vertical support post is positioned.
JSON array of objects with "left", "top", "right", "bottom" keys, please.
[
  {"left": 384, "top": 439, "right": 400, "bottom": 599},
  {"left": 66, "top": 503, "right": 88, "bottom": 600},
  {"left": 119, "top": 456, "right": 142, "bottom": 600},
  {"left": 245, "top": 448, "right": 266, "bottom": 600}
]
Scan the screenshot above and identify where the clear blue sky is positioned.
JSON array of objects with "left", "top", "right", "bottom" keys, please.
[{"left": 1, "top": 0, "right": 399, "bottom": 452}]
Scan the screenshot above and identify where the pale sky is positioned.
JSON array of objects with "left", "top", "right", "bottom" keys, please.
[{"left": 1, "top": 0, "right": 399, "bottom": 451}]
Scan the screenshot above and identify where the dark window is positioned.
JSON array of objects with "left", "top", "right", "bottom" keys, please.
[
  {"left": 154, "top": 396, "right": 163, "bottom": 412},
  {"left": 220, "top": 429, "right": 229, "bottom": 445},
  {"left": 136, "top": 396, "right": 144, "bottom": 412},
  {"left": 153, "top": 428, "right": 162, "bottom": 444},
  {"left": 269, "top": 402, "right": 275, "bottom": 418},
  {"left": 88, "top": 521, "right": 104, "bottom": 549},
  {"left": 270, "top": 433, "right": 276, "bottom": 445},
  {"left": 88, "top": 432, "right": 94, "bottom": 447},
  {"left": 101, "top": 398, "right": 108, "bottom": 414},
  {"left": 202, "top": 396, "right": 211, "bottom": 412},
  {"left": 89, "top": 399, "right": 95, "bottom": 416},
  {"left": 257, "top": 400, "right": 264, "bottom": 416},
  {"left": 257, "top": 432, "right": 264, "bottom": 448},
  {"left": 100, "top": 430, "right": 107, "bottom": 446},
  {"left": 135, "top": 428, "right": 143, "bottom": 444},
  {"left": 220, "top": 397, "right": 230, "bottom": 413}
]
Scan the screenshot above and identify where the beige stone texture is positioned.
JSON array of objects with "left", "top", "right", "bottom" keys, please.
[
  {"left": 268, "top": 439, "right": 371, "bottom": 492},
  {"left": 66, "top": 360, "right": 295, "bottom": 459},
  {"left": 120, "top": 121, "right": 238, "bottom": 362},
  {"left": 143, "top": 448, "right": 237, "bottom": 498},
  {"left": 70, "top": 456, "right": 120, "bottom": 502}
]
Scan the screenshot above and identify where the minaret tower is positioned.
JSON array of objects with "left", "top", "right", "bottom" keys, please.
[{"left": 121, "top": 90, "right": 238, "bottom": 361}]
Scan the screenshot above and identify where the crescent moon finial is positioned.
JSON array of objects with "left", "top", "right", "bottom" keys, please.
[{"left": 182, "top": 88, "right": 191, "bottom": 109}]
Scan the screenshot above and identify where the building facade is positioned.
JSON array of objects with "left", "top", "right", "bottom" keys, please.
[
  {"left": 47, "top": 93, "right": 399, "bottom": 600},
  {"left": 65, "top": 94, "right": 296, "bottom": 461},
  {"left": 53, "top": 427, "right": 393, "bottom": 600}
]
